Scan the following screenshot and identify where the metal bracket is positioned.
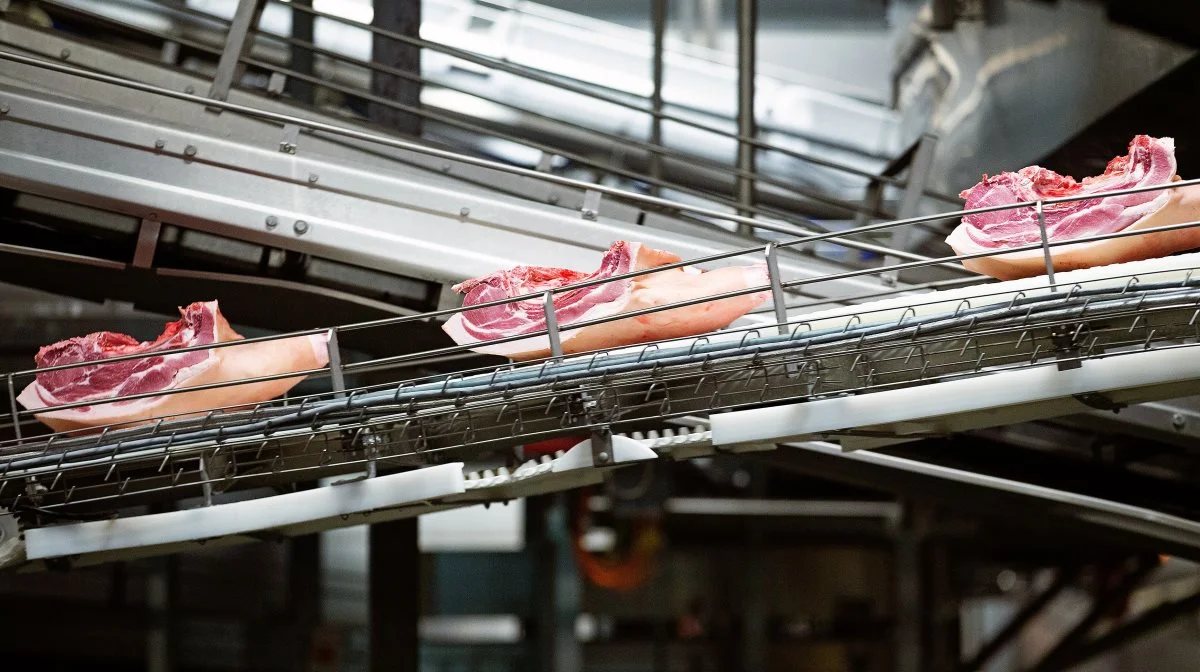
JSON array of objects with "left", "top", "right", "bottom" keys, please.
[
  {"left": 1073, "top": 392, "right": 1126, "bottom": 413},
  {"left": 591, "top": 426, "right": 613, "bottom": 466},
  {"left": 132, "top": 216, "right": 162, "bottom": 269},
  {"left": 266, "top": 72, "right": 288, "bottom": 97},
  {"left": 326, "top": 328, "right": 346, "bottom": 398},
  {"left": 279, "top": 123, "right": 300, "bottom": 154},
  {"left": 581, "top": 189, "right": 602, "bottom": 221}
]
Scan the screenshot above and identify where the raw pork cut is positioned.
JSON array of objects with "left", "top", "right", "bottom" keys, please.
[
  {"left": 946, "top": 135, "right": 1200, "bottom": 280},
  {"left": 441, "top": 241, "right": 771, "bottom": 361},
  {"left": 17, "top": 301, "right": 330, "bottom": 433}
]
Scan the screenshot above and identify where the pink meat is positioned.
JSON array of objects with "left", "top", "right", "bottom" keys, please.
[
  {"left": 17, "top": 301, "right": 330, "bottom": 433},
  {"left": 441, "top": 241, "right": 771, "bottom": 361},
  {"left": 944, "top": 135, "right": 1200, "bottom": 279}
]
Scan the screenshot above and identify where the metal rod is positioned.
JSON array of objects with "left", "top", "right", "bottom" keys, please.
[
  {"left": 764, "top": 243, "right": 789, "bottom": 337},
  {"left": 1048, "top": 590, "right": 1200, "bottom": 672},
  {"left": 649, "top": 0, "right": 667, "bottom": 197},
  {"left": 1036, "top": 200, "right": 1058, "bottom": 292},
  {"left": 7, "top": 375, "right": 20, "bottom": 443},
  {"left": 1027, "top": 557, "right": 1159, "bottom": 672},
  {"left": 957, "top": 566, "right": 1080, "bottom": 672},
  {"left": 207, "top": 0, "right": 265, "bottom": 104},
  {"left": 544, "top": 291, "right": 564, "bottom": 361},
  {"left": 735, "top": 0, "right": 757, "bottom": 236}
]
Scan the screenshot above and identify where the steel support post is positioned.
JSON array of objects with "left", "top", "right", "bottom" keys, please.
[
  {"left": 735, "top": 0, "right": 757, "bottom": 237},
  {"left": 368, "top": 518, "right": 420, "bottom": 672},
  {"left": 288, "top": 0, "right": 316, "bottom": 104},
  {"left": 370, "top": 0, "right": 422, "bottom": 136},
  {"left": 881, "top": 134, "right": 937, "bottom": 285},
  {"left": 649, "top": 0, "right": 667, "bottom": 196},
  {"left": 208, "top": 0, "right": 266, "bottom": 105}
]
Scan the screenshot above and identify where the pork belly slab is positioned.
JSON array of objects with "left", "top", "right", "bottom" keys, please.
[
  {"left": 17, "top": 301, "right": 330, "bottom": 433},
  {"left": 946, "top": 135, "right": 1200, "bottom": 280},
  {"left": 442, "top": 241, "right": 771, "bottom": 361}
]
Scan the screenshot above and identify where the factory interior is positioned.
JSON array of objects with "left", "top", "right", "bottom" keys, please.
[{"left": 4, "top": 0, "right": 1200, "bottom": 670}]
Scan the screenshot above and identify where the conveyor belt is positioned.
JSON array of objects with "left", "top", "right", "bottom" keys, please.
[{"left": 2, "top": 33, "right": 1200, "bottom": 571}]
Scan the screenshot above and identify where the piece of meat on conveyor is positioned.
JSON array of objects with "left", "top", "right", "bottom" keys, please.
[
  {"left": 16, "top": 301, "right": 330, "bottom": 433},
  {"left": 442, "top": 241, "right": 771, "bottom": 361},
  {"left": 945, "top": 135, "right": 1200, "bottom": 280}
]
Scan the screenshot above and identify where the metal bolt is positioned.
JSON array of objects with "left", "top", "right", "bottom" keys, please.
[
  {"left": 60, "top": 48, "right": 70, "bottom": 59},
  {"left": 0, "top": 104, "right": 8, "bottom": 115},
  {"left": 184, "top": 85, "right": 195, "bottom": 95},
  {"left": 293, "top": 220, "right": 309, "bottom": 235},
  {"left": 1172, "top": 413, "right": 1187, "bottom": 430},
  {"left": 582, "top": 209, "right": 597, "bottom": 220},
  {"left": 596, "top": 451, "right": 610, "bottom": 464},
  {"left": 265, "top": 216, "right": 278, "bottom": 230},
  {"left": 441, "top": 164, "right": 451, "bottom": 173},
  {"left": 307, "top": 173, "right": 319, "bottom": 184},
  {"left": 459, "top": 207, "right": 470, "bottom": 217},
  {"left": 183, "top": 145, "right": 197, "bottom": 157},
  {"left": 154, "top": 138, "right": 165, "bottom": 150}
]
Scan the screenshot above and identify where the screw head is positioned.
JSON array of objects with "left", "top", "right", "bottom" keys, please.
[
  {"left": 582, "top": 209, "right": 597, "bottom": 220},
  {"left": 0, "top": 104, "right": 9, "bottom": 115},
  {"left": 1172, "top": 413, "right": 1187, "bottom": 430},
  {"left": 459, "top": 207, "right": 470, "bottom": 217},
  {"left": 293, "top": 220, "right": 309, "bottom": 235},
  {"left": 60, "top": 48, "right": 71, "bottom": 59},
  {"left": 265, "top": 216, "right": 279, "bottom": 230},
  {"left": 307, "top": 173, "right": 319, "bottom": 184},
  {"left": 596, "top": 451, "right": 610, "bottom": 464},
  {"left": 183, "top": 145, "right": 197, "bottom": 157},
  {"left": 154, "top": 138, "right": 165, "bottom": 149}
]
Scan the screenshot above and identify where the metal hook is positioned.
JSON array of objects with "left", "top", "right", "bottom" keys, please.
[{"left": 953, "top": 300, "right": 972, "bottom": 317}]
